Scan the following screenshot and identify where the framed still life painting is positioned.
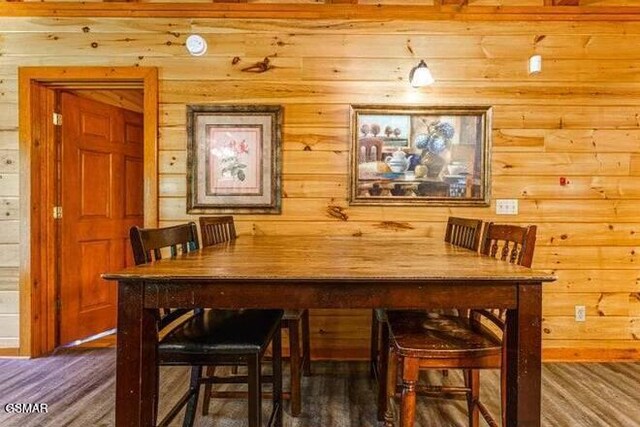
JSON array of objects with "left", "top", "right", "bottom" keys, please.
[
  {"left": 187, "top": 105, "right": 282, "bottom": 214},
  {"left": 349, "top": 105, "right": 492, "bottom": 206}
]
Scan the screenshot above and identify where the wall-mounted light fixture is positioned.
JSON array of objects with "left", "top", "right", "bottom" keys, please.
[
  {"left": 528, "top": 54, "right": 542, "bottom": 75},
  {"left": 186, "top": 34, "right": 208, "bottom": 57},
  {"left": 409, "top": 60, "right": 435, "bottom": 87}
]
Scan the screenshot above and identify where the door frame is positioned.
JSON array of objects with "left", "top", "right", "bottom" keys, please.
[{"left": 18, "top": 67, "right": 159, "bottom": 357}]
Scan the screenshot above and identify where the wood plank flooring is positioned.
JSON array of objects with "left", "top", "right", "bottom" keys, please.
[{"left": 0, "top": 347, "right": 638, "bottom": 426}]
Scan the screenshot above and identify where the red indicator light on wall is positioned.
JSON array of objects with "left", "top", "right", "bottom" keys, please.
[{"left": 559, "top": 177, "right": 568, "bottom": 186}]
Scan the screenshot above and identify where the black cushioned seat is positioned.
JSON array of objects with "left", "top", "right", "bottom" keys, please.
[{"left": 159, "top": 309, "right": 284, "bottom": 359}]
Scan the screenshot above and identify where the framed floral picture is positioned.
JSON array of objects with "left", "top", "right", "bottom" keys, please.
[
  {"left": 187, "top": 105, "right": 282, "bottom": 214},
  {"left": 349, "top": 105, "right": 492, "bottom": 206}
]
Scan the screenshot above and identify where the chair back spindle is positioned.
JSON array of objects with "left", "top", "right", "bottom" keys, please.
[
  {"left": 444, "top": 217, "right": 484, "bottom": 251},
  {"left": 199, "top": 216, "right": 237, "bottom": 247},
  {"left": 480, "top": 222, "right": 537, "bottom": 268}
]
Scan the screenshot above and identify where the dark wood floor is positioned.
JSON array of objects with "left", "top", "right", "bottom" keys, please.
[{"left": 0, "top": 347, "right": 639, "bottom": 426}]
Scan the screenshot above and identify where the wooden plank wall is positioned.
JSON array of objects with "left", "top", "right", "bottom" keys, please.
[{"left": 1, "top": 14, "right": 639, "bottom": 360}]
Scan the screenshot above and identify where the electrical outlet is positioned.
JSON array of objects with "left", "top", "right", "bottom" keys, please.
[
  {"left": 575, "top": 305, "right": 586, "bottom": 322},
  {"left": 496, "top": 199, "right": 518, "bottom": 215}
]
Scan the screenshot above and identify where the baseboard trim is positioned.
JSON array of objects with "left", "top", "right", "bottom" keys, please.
[{"left": 0, "top": 347, "right": 20, "bottom": 358}]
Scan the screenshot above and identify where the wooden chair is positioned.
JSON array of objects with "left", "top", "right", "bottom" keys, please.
[
  {"left": 382, "top": 222, "right": 537, "bottom": 427},
  {"left": 130, "top": 222, "right": 283, "bottom": 427},
  {"left": 370, "top": 217, "right": 484, "bottom": 419},
  {"left": 199, "top": 216, "right": 311, "bottom": 417}
]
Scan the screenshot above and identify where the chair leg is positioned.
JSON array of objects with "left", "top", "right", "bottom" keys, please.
[
  {"left": 384, "top": 348, "right": 398, "bottom": 427},
  {"left": 182, "top": 366, "right": 203, "bottom": 427},
  {"left": 202, "top": 365, "right": 216, "bottom": 415},
  {"left": 272, "top": 327, "right": 283, "bottom": 427},
  {"left": 400, "top": 357, "right": 419, "bottom": 427},
  {"left": 377, "top": 320, "right": 389, "bottom": 421},
  {"left": 154, "top": 363, "right": 160, "bottom": 423},
  {"left": 370, "top": 310, "right": 380, "bottom": 379},
  {"left": 247, "top": 354, "right": 262, "bottom": 427},
  {"left": 464, "top": 369, "right": 480, "bottom": 427},
  {"left": 201, "top": 365, "right": 216, "bottom": 416},
  {"left": 288, "top": 319, "right": 302, "bottom": 417},
  {"left": 301, "top": 309, "right": 312, "bottom": 377}
]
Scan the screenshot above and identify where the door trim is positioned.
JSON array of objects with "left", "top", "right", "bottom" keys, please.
[{"left": 18, "top": 67, "right": 159, "bottom": 357}]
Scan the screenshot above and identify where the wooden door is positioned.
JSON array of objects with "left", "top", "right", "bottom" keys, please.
[{"left": 59, "top": 92, "right": 143, "bottom": 345}]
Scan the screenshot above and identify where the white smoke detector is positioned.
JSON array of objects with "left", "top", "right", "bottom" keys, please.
[{"left": 186, "top": 34, "right": 207, "bottom": 57}]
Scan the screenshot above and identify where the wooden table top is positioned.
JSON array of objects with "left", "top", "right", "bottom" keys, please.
[{"left": 103, "top": 236, "right": 555, "bottom": 284}]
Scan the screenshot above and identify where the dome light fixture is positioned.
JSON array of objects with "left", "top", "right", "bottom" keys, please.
[
  {"left": 185, "top": 34, "right": 207, "bottom": 57},
  {"left": 409, "top": 59, "right": 435, "bottom": 88}
]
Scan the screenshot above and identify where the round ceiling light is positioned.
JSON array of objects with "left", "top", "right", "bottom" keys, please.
[{"left": 186, "top": 34, "right": 207, "bottom": 57}]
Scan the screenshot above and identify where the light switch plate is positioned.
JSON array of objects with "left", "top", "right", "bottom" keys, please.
[
  {"left": 496, "top": 199, "right": 518, "bottom": 215},
  {"left": 575, "top": 305, "right": 586, "bottom": 322}
]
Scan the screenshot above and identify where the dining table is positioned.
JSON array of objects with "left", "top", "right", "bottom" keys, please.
[{"left": 102, "top": 235, "right": 556, "bottom": 427}]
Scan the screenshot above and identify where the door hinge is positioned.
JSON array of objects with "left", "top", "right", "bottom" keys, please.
[
  {"left": 52, "top": 112, "right": 62, "bottom": 126},
  {"left": 53, "top": 206, "right": 63, "bottom": 219}
]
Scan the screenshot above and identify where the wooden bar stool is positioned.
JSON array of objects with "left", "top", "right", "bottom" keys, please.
[
  {"left": 130, "top": 222, "right": 283, "bottom": 427},
  {"left": 370, "top": 217, "right": 483, "bottom": 420},
  {"left": 199, "top": 216, "right": 311, "bottom": 417},
  {"left": 382, "top": 222, "right": 537, "bottom": 427}
]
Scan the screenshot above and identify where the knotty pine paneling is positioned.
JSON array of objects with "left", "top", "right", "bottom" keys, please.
[
  {"left": 0, "top": 221, "right": 18, "bottom": 244},
  {"left": 543, "top": 292, "right": 639, "bottom": 317},
  {"left": 0, "top": 174, "right": 19, "bottom": 197},
  {"left": 0, "top": 268, "right": 18, "bottom": 292},
  {"left": 0, "top": 131, "right": 18, "bottom": 150},
  {"left": 0, "top": 150, "right": 19, "bottom": 173},
  {"left": 0, "top": 314, "right": 19, "bottom": 340},
  {"left": 1, "top": 16, "right": 640, "bottom": 359},
  {"left": 0, "top": 198, "right": 18, "bottom": 220},
  {"left": 0, "top": 291, "right": 18, "bottom": 314},
  {"left": 158, "top": 197, "right": 640, "bottom": 223},
  {"left": 63, "top": 103, "right": 640, "bottom": 131},
  {"left": 159, "top": 80, "right": 640, "bottom": 106},
  {"left": 0, "top": 105, "right": 18, "bottom": 129},
  {"left": 549, "top": 270, "right": 640, "bottom": 293},
  {"left": 0, "top": 245, "right": 19, "bottom": 268}
]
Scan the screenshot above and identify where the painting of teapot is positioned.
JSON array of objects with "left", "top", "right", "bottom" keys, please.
[{"left": 385, "top": 149, "right": 414, "bottom": 173}]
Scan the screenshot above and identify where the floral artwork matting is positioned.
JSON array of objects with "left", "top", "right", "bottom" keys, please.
[{"left": 187, "top": 105, "right": 282, "bottom": 214}]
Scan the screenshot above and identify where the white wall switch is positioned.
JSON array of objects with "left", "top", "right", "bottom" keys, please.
[
  {"left": 496, "top": 199, "right": 518, "bottom": 215},
  {"left": 575, "top": 305, "right": 586, "bottom": 322}
]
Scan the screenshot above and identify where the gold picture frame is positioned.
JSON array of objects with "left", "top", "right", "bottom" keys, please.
[{"left": 349, "top": 105, "right": 492, "bottom": 206}]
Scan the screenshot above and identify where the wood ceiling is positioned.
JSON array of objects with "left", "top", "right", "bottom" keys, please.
[{"left": 0, "top": 0, "right": 625, "bottom": 5}]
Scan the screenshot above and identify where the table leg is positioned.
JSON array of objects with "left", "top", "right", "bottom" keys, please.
[
  {"left": 506, "top": 283, "right": 542, "bottom": 427},
  {"left": 116, "top": 281, "right": 157, "bottom": 427}
]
